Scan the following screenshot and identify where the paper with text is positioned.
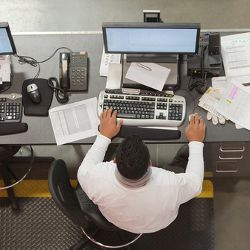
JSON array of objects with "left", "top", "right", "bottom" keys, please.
[
  {"left": 99, "top": 48, "right": 121, "bottom": 77},
  {"left": 0, "top": 55, "right": 11, "bottom": 83},
  {"left": 212, "top": 76, "right": 227, "bottom": 93},
  {"left": 221, "top": 32, "right": 250, "bottom": 81},
  {"left": 215, "top": 82, "right": 250, "bottom": 130},
  {"left": 105, "top": 63, "right": 122, "bottom": 89},
  {"left": 198, "top": 87, "right": 226, "bottom": 120},
  {"left": 49, "top": 98, "right": 99, "bottom": 145},
  {"left": 125, "top": 62, "right": 170, "bottom": 91}
]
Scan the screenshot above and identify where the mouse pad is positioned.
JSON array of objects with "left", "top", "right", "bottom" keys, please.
[{"left": 22, "top": 78, "right": 53, "bottom": 116}]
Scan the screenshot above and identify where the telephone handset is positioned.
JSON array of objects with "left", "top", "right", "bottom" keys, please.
[
  {"left": 59, "top": 52, "right": 89, "bottom": 92},
  {"left": 207, "top": 33, "right": 222, "bottom": 67}
]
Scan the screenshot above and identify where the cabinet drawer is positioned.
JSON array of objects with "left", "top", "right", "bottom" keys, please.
[
  {"left": 215, "top": 161, "right": 239, "bottom": 174},
  {"left": 204, "top": 142, "right": 250, "bottom": 177}
]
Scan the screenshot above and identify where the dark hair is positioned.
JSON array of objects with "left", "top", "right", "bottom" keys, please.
[{"left": 116, "top": 135, "right": 150, "bottom": 180}]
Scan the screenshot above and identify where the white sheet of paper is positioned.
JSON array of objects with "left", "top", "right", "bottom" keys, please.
[
  {"left": 227, "top": 75, "right": 250, "bottom": 94},
  {"left": 212, "top": 76, "right": 227, "bottom": 91},
  {"left": 0, "top": 55, "right": 11, "bottom": 82},
  {"left": 215, "top": 82, "right": 250, "bottom": 130},
  {"left": 198, "top": 87, "right": 226, "bottom": 120},
  {"left": 49, "top": 98, "right": 99, "bottom": 145},
  {"left": 99, "top": 48, "right": 121, "bottom": 77},
  {"left": 221, "top": 32, "right": 250, "bottom": 79},
  {"left": 105, "top": 63, "right": 122, "bottom": 89},
  {"left": 125, "top": 63, "right": 170, "bottom": 91}
]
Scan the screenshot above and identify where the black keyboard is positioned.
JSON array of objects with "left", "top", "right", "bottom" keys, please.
[{"left": 0, "top": 96, "right": 22, "bottom": 123}]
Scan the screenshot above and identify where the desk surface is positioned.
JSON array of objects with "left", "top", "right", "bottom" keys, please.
[{"left": 2, "top": 33, "right": 250, "bottom": 145}]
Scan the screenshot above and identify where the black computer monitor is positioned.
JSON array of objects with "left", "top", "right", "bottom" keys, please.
[
  {"left": 102, "top": 22, "right": 200, "bottom": 55},
  {"left": 0, "top": 22, "right": 16, "bottom": 55}
]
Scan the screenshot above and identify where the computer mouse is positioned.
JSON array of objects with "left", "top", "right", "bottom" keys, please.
[{"left": 26, "top": 83, "right": 41, "bottom": 104}]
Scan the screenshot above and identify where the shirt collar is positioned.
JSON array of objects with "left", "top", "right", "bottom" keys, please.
[{"left": 115, "top": 167, "right": 152, "bottom": 189}]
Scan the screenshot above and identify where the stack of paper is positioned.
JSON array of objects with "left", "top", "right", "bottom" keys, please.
[{"left": 204, "top": 32, "right": 250, "bottom": 130}]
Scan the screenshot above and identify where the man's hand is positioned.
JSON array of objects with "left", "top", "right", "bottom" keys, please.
[
  {"left": 185, "top": 113, "right": 206, "bottom": 142},
  {"left": 99, "top": 108, "right": 123, "bottom": 139}
]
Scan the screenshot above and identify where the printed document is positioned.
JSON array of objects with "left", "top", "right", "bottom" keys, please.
[
  {"left": 214, "top": 32, "right": 250, "bottom": 130},
  {"left": 198, "top": 87, "right": 226, "bottom": 121},
  {"left": 99, "top": 48, "right": 121, "bottom": 77},
  {"left": 105, "top": 63, "right": 122, "bottom": 89},
  {"left": 221, "top": 32, "right": 250, "bottom": 80},
  {"left": 125, "top": 62, "right": 170, "bottom": 91},
  {"left": 49, "top": 98, "right": 99, "bottom": 145},
  {"left": 0, "top": 55, "right": 11, "bottom": 84},
  {"left": 215, "top": 81, "right": 250, "bottom": 130}
]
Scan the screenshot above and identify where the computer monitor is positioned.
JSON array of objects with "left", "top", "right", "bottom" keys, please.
[
  {"left": 0, "top": 22, "right": 16, "bottom": 55},
  {"left": 102, "top": 22, "right": 200, "bottom": 55}
]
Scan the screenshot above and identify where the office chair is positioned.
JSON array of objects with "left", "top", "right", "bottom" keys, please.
[
  {"left": 0, "top": 145, "right": 21, "bottom": 210},
  {"left": 48, "top": 159, "right": 142, "bottom": 250}
]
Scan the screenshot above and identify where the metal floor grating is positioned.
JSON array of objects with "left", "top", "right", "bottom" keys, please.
[
  {"left": 0, "top": 197, "right": 214, "bottom": 250},
  {"left": 0, "top": 198, "right": 94, "bottom": 250}
]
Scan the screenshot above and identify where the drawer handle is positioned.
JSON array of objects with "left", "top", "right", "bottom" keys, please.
[
  {"left": 219, "top": 146, "right": 245, "bottom": 153},
  {"left": 219, "top": 155, "right": 243, "bottom": 160},
  {"left": 216, "top": 169, "right": 239, "bottom": 173}
]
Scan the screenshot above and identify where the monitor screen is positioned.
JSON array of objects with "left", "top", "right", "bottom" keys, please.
[
  {"left": 0, "top": 22, "right": 16, "bottom": 55},
  {"left": 103, "top": 22, "right": 200, "bottom": 54}
]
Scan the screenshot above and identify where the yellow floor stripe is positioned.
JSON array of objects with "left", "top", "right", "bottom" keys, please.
[
  {"left": 0, "top": 179, "right": 213, "bottom": 198},
  {"left": 0, "top": 180, "right": 77, "bottom": 198},
  {"left": 197, "top": 180, "right": 213, "bottom": 198}
]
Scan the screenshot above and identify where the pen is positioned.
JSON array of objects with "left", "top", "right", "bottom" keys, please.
[{"left": 136, "top": 63, "right": 152, "bottom": 71}]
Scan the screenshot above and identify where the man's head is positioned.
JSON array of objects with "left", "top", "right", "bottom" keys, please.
[{"left": 115, "top": 135, "right": 150, "bottom": 180}]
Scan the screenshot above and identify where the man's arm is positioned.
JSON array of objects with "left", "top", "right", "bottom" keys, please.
[
  {"left": 176, "top": 113, "right": 206, "bottom": 204},
  {"left": 78, "top": 108, "right": 122, "bottom": 172}
]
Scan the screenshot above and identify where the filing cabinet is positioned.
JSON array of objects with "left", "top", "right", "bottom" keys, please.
[{"left": 204, "top": 142, "right": 250, "bottom": 177}]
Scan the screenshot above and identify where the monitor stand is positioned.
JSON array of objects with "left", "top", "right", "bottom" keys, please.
[{"left": 122, "top": 54, "right": 180, "bottom": 91}]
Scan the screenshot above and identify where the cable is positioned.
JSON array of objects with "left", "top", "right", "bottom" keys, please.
[
  {"left": 14, "top": 47, "right": 72, "bottom": 83},
  {"left": 47, "top": 77, "right": 69, "bottom": 104},
  {"left": 188, "top": 45, "right": 209, "bottom": 94},
  {"left": 36, "top": 47, "right": 72, "bottom": 64},
  {"left": 181, "top": 88, "right": 196, "bottom": 113},
  {"left": 14, "top": 54, "right": 40, "bottom": 84},
  {"left": 0, "top": 146, "right": 34, "bottom": 190}
]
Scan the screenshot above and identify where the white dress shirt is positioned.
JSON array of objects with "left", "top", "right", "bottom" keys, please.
[{"left": 77, "top": 134, "right": 204, "bottom": 234}]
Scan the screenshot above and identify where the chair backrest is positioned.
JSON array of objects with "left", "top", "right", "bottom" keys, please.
[
  {"left": 48, "top": 159, "right": 118, "bottom": 231},
  {"left": 48, "top": 159, "right": 88, "bottom": 226},
  {"left": 0, "top": 146, "right": 21, "bottom": 161}
]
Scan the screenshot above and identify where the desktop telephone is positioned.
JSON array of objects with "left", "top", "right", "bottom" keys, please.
[
  {"left": 59, "top": 52, "right": 89, "bottom": 92},
  {"left": 188, "top": 32, "right": 223, "bottom": 78}
]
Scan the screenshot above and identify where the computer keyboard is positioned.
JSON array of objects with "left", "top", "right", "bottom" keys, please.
[
  {"left": 0, "top": 95, "right": 22, "bottom": 123},
  {"left": 98, "top": 90, "right": 186, "bottom": 127}
]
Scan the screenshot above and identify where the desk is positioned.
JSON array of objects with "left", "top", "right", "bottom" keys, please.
[{"left": 2, "top": 33, "right": 250, "bottom": 145}]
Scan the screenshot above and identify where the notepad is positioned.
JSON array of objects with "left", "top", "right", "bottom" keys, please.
[{"left": 125, "top": 62, "right": 171, "bottom": 91}]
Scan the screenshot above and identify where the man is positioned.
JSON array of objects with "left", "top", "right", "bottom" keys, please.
[{"left": 77, "top": 108, "right": 206, "bottom": 234}]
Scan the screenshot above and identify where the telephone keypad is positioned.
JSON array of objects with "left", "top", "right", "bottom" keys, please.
[{"left": 69, "top": 52, "right": 88, "bottom": 91}]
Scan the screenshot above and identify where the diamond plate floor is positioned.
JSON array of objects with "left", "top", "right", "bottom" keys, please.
[
  {"left": 0, "top": 198, "right": 92, "bottom": 250},
  {"left": 0, "top": 197, "right": 214, "bottom": 250}
]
